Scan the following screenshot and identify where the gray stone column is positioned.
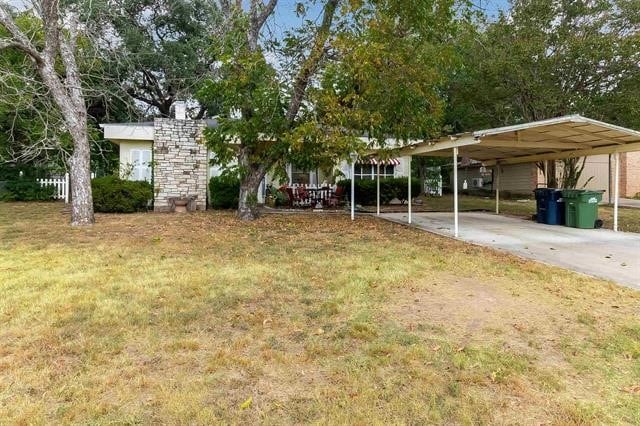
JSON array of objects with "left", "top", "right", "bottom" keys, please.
[{"left": 153, "top": 118, "right": 208, "bottom": 211}]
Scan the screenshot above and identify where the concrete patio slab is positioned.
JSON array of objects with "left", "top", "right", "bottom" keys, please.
[{"left": 380, "top": 212, "right": 640, "bottom": 290}]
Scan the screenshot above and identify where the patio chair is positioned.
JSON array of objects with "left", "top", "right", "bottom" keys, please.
[
  {"left": 327, "top": 186, "right": 345, "bottom": 208},
  {"left": 284, "top": 187, "right": 295, "bottom": 208}
]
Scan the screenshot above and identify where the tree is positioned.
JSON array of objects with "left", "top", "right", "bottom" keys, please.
[
  {"left": 445, "top": 0, "right": 640, "bottom": 186},
  {"left": 0, "top": 14, "right": 128, "bottom": 178},
  {"left": 0, "top": 1, "right": 98, "bottom": 225},
  {"left": 97, "top": 0, "right": 221, "bottom": 118},
  {"left": 200, "top": 0, "right": 459, "bottom": 220}
]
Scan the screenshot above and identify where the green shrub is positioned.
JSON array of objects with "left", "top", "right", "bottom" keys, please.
[
  {"left": 0, "top": 180, "right": 56, "bottom": 201},
  {"left": 337, "top": 177, "right": 421, "bottom": 205},
  {"left": 210, "top": 175, "right": 240, "bottom": 209},
  {"left": 92, "top": 176, "right": 152, "bottom": 213}
]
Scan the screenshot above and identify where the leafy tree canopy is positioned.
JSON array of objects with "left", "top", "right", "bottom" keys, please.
[
  {"left": 198, "top": 0, "right": 463, "bottom": 219},
  {"left": 446, "top": 0, "right": 640, "bottom": 132},
  {"left": 94, "top": 0, "right": 222, "bottom": 118}
]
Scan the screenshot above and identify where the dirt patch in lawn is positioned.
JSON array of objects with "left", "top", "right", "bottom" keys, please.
[
  {"left": 384, "top": 275, "right": 622, "bottom": 424},
  {"left": 387, "top": 275, "right": 586, "bottom": 368}
]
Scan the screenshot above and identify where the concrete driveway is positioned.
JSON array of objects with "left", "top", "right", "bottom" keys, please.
[{"left": 380, "top": 212, "right": 640, "bottom": 290}]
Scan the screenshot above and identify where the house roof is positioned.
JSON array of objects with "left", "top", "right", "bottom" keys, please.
[
  {"left": 393, "top": 115, "right": 640, "bottom": 165},
  {"left": 100, "top": 118, "right": 218, "bottom": 143}
]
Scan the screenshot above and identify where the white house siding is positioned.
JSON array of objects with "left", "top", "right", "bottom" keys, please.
[
  {"left": 577, "top": 152, "right": 640, "bottom": 200},
  {"left": 118, "top": 140, "right": 153, "bottom": 180}
]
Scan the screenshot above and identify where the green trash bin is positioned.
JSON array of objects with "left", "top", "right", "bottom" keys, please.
[{"left": 562, "top": 189, "right": 604, "bottom": 229}]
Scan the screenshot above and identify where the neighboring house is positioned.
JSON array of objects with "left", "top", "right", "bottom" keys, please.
[
  {"left": 101, "top": 115, "right": 412, "bottom": 210},
  {"left": 450, "top": 154, "right": 640, "bottom": 201},
  {"left": 450, "top": 161, "right": 542, "bottom": 196}
]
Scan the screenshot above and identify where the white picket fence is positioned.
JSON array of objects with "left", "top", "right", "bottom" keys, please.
[{"left": 37, "top": 174, "right": 69, "bottom": 203}]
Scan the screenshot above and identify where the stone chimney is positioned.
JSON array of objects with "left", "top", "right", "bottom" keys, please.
[
  {"left": 152, "top": 118, "right": 207, "bottom": 212},
  {"left": 174, "top": 101, "right": 186, "bottom": 120}
]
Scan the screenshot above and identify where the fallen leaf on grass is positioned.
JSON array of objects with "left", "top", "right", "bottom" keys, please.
[
  {"left": 240, "top": 397, "right": 253, "bottom": 410},
  {"left": 621, "top": 385, "right": 640, "bottom": 394}
]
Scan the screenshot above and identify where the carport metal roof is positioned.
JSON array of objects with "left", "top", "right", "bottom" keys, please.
[
  {"left": 394, "top": 115, "right": 640, "bottom": 165},
  {"left": 358, "top": 115, "right": 640, "bottom": 236}
]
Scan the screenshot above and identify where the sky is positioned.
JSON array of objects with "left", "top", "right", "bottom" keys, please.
[{"left": 270, "top": 0, "right": 511, "bottom": 37}]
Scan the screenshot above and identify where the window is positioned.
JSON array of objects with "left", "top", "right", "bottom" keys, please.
[
  {"left": 379, "top": 164, "right": 395, "bottom": 178},
  {"left": 290, "top": 165, "right": 310, "bottom": 184},
  {"left": 130, "top": 149, "right": 152, "bottom": 181},
  {"left": 354, "top": 163, "right": 395, "bottom": 180}
]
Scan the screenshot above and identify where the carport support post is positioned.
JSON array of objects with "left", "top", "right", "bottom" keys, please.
[
  {"left": 495, "top": 163, "right": 501, "bottom": 214},
  {"left": 614, "top": 151, "right": 620, "bottom": 232},
  {"left": 453, "top": 147, "right": 459, "bottom": 237},
  {"left": 408, "top": 156, "right": 412, "bottom": 224},
  {"left": 349, "top": 152, "right": 358, "bottom": 221},
  {"left": 351, "top": 166, "right": 355, "bottom": 221},
  {"left": 376, "top": 162, "right": 380, "bottom": 216}
]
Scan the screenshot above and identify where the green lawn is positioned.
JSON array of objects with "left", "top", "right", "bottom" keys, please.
[
  {"left": 367, "top": 194, "right": 640, "bottom": 233},
  {"left": 1, "top": 202, "right": 639, "bottom": 424}
]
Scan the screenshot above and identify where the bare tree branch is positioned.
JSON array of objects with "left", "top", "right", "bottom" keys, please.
[
  {"left": 248, "top": 0, "right": 277, "bottom": 49},
  {"left": 0, "top": 5, "right": 44, "bottom": 64},
  {"left": 285, "top": 0, "right": 339, "bottom": 123}
]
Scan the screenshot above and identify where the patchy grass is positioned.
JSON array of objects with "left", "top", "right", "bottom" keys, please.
[
  {"left": 1, "top": 202, "right": 640, "bottom": 424},
  {"left": 369, "top": 194, "right": 640, "bottom": 233}
]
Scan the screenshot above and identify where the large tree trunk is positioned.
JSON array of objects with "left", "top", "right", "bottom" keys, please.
[
  {"left": 68, "top": 129, "right": 95, "bottom": 226},
  {"left": 237, "top": 167, "right": 266, "bottom": 221},
  {"left": 237, "top": 149, "right": 267, "bottom": 221},
  {"left": 0, "top": 3, "right": 95, "bottom": 225}
]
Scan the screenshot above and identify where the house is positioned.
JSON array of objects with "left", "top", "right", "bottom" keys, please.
[
  {"left": 104, "top": 111, "right": 639, "bottom": 209},
  {"left": 101, "top": 114, "right": 413, "bottom": 210}
]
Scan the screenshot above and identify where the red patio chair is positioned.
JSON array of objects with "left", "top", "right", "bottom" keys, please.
[
  {"left": 328, "top": 186, "right": 345, "bottom": 208},
  {"left": 280, "top": 187, "right": 294, "bottom": 208}
]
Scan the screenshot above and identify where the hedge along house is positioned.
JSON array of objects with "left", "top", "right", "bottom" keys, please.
[{"left": 101, "top": 108, "right": 414, "bottom": 210}]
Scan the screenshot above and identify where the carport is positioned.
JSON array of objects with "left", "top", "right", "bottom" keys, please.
[{"left": 361, "top": 115, "right": 640, "bottom": 236}]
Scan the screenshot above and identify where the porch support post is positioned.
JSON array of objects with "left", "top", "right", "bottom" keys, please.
[
  {"left": 408, "top": 156, "right": 412, "bottom": 224},
  {"left": 376, "top": 162, "right": 381, "bottom": 216},
  {"left": 614, "top": 151, "right": 620, "bottom": 232},
  {"left": 351, "top": 161, "right": 355, "bottom": 221},
  {"left": 495, "top": 162, "right": 501, "bottom": 215},
  {"left": 453, "top": 147, "right": 459, "bottom": 237}
]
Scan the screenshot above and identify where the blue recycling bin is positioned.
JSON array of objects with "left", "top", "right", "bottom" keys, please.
[{"left": 534, "top": 188, "right": 565, "bottom": 225}]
